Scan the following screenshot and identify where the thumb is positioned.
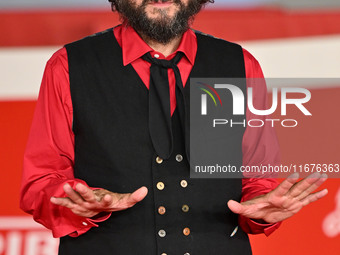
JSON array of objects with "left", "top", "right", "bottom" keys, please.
[
  {"left": 227, "top": 200, "right": 245, "bottom": 215},
  {"left": 99, "top": 187, "right": 148, "bottom": 212},
  {"left": 129, "top": 186, "right": 148, "bottom": 203},
  {"left": 115, "top": 186, "right": 148, "bottom": 209}
]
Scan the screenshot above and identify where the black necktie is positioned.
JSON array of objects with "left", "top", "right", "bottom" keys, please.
[{"left": 143, "top": 52, "right": 189, "bottom": 160}]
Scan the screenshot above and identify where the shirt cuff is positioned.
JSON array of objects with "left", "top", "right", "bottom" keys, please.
[
  {"left": 52, "top": 182, "right": 112, "bottom": 238},
  {"left": 67, "top": 218, "right": 99, "bottom": 237},
  {"left": 51, "top": 212, "right": 99, "bottom": 238},
  {"left": 239, "top": 215, "right": 282, "bottom": 236},
  {"left": 89, "top": 211, "right": 112, "bottom": 222}
]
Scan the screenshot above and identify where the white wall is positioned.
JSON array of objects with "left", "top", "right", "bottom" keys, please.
[{"left": 1, "top": 35, "right": 339, "bottom": 100}]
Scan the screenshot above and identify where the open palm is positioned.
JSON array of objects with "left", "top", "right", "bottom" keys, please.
[{"left": 228, "top": 173, "right": 328, "bottom": 223}]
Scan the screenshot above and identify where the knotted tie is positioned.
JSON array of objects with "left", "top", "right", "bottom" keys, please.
[{"left": 143, "top": 52, "right": 189, "bottom": 160}]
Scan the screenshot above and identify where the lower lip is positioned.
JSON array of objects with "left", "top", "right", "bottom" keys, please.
[{"left": 149, "top": 1, "right": 173, "bottom": 7}]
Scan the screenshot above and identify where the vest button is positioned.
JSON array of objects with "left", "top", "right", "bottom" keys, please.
[
  {"left": 183, "top": 227, "right": 191, "bottom": 236},
  {"left": 158, "top": 229, "right": 166, "bottom": 237},
  {"left": 176, "top": 154, "right": 183, "bottom": 162},
  {"left": 156, "top": 156, "right": 163, "bottom": 164},
  {"left": 157, "top": 182, "right": 165, "bottom": 190},
  {"left": 182, "top": 204, "right": 189, "bottom": 213},
  {"left": 158, "top": 206, "right": 166, "bottom": 215},
  {"left": 230, "top": 226, "right": 239, "bottom": 237},
  {"left": 180, "top": 180, "right": 188, "bottom": 188}
]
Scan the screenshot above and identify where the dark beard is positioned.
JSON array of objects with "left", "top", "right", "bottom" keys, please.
[{"left": 115, "top": 0, "right": 203, "bottom": 44}]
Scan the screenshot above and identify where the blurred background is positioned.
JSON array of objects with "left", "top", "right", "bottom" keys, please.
[{"left": 0, "top": 0, "right": 340, "bottom": 254}]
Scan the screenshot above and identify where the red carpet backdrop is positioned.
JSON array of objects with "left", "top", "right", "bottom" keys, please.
[{"left": 0, "top": 0, "right": 339, "bottom": 254}]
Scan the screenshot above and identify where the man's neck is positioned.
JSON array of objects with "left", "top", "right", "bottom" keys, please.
[{"left": 141, "top": 34, "right": 183, "bottom": 58}]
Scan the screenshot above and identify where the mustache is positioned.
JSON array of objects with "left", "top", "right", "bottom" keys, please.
[{"left": 142, "top": 0, "right": 181, "bottom": 5}]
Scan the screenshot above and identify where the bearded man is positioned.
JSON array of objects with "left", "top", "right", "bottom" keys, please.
[{"left": 20, "top": 0, "right": 328, "bottom": 254}]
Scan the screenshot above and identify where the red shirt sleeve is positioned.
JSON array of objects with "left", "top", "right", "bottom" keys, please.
[
  {"left": 20, "top": 48, "right": 110, "bottom": 238},
  {"left": 239, "top": 48, "right": 282, "bottom": 236}
]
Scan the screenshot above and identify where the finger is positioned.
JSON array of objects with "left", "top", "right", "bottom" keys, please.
[
  {"left": 114, "top": 186, "right": 148, "bottom": 209},
  {"left": 50, "top": 197, "right": 76, "bottom": 209},
  {"left": 227, "top": 200, "right": 246, "bottom": 215},
  {"left": 272, "top": 173, "right": 300, "bottom": 197},
  {"left": 286, "top": 172, "right": 323, "bottom": 198},
  {"left": 129, "top": 186, "right": 148, "bottom": 203},
  {"left": 101, "top": 194, "right": 113, "bottom": 206},
  {"left": 51, "top": 198, "right": 95, "bottom": 217},
  {"left": 301, "top": 189, "right": 328, "bottom": 206},
  {"left": 75, "top": 183, "right": 97, "bottom": 203},
  {"left": 63, "top": 183, "right": 85, "bottom": 205},
  {"left": 296, "top": 174, "right": 328, "bottom": 201}
]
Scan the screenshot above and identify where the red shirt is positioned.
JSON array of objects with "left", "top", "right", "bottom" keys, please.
[{"left": 20, "top": 24, "right": 281, "bottom": 238}]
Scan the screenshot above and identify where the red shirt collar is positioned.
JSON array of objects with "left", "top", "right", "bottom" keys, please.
[{"left": 114, "top": 23, "right": 197, "bottom": 66}]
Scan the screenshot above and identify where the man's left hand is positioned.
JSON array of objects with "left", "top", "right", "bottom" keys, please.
[{"left": 227, "top": 173, "right": 328, "bottom": 224}]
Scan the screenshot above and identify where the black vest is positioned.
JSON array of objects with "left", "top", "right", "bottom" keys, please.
[{"left": 62, "top": 28, "right": 251, "bottom": 255}]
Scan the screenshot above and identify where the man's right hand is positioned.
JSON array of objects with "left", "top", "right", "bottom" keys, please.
[{"left": 50, "top": 183, "right": 148, "bottom": 218}]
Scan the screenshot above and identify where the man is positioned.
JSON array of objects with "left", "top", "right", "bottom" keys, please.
[{"left": 20, "top": 0, "right": 328, "bottom": 254}]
